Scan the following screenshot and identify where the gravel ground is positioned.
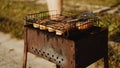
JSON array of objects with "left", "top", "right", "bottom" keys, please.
[{"left": 0, "top": 32, "right": 103, "bottom": 68}]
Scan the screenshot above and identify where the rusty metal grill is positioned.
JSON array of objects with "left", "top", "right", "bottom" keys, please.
[{"left": 23, "top": 11, "right": 108, "bottom": 68}]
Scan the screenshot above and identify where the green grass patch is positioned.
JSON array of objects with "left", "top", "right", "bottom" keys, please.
[{"left": 0, "top": 0, "right": 48, "bottom": 39}]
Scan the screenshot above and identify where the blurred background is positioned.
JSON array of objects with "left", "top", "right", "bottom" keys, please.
[{"left": 0, "top": 0, "right": 120, "bottom": 68}]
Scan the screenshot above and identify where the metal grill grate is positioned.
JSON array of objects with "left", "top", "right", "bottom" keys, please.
[{"left": 24, "top": 11, "right": 100, "bottom": 36}]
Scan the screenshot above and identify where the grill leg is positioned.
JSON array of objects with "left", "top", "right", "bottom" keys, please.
[
  {"left": 23, "top": 27, "right": 28, "bottom": 68},
  {"left": 104, "top": 40, "right": 109, "bottom": 68},
  {"left": 104, "top": 49, "right": 109, "bottom": 68},
  {"left": 22, "top": 45, "right": 28, "bottom": 68},
  {"left": 104, "top": 57, "right": 108, "bottom": 68}
]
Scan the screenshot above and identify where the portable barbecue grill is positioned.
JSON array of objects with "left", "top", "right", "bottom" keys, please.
[{"left": 23, "top": 11, "right": 108, "bottom": 68}]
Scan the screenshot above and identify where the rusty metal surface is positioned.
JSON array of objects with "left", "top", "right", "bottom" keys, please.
[
  {"left": 24, "top": 24, "right": 108, "bottom": 68},
  {"left": 23, "top": 26, "right": 28, "bottom": 68},
  {"left": 26, "top": 25, "right": 75, "bottom": 68}
]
